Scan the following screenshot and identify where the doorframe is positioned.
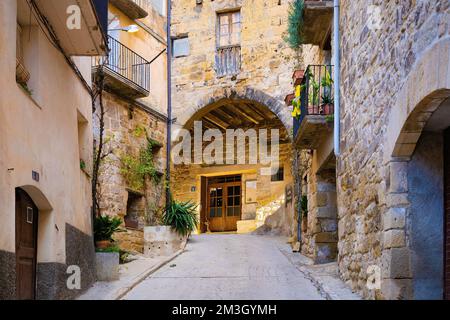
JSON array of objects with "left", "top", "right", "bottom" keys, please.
[{"left": 15, "top": 188, "right": 39, "bottom": 300}]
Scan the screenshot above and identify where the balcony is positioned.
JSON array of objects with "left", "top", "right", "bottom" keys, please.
[
  {"left": 294, "top": 65, "right": 334, "bottom": 150},
  {"left": 92, "top": 36, "right": 150, "bottom": 99},
  {"left": 110, "top": 0, "right": 149, "bottom": 20},
  {"left": 303, "top": 0, "right": 333, "bottom": 49},
  {"left": 18, "top": 0, "right": 108, "bottom": 56}
]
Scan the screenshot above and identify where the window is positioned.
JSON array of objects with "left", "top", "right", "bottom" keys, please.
[
  {"left": 151, "top": 0, "right": 166, "bottom": 16},
  {"left": 16, "top": 23, "right": 30, "bottom": 87},
  {"left": 271, "top": 167, "right": 284, "bottom": 182},
  {"left": 216, "top": 10, "right": 241, "bottom": 76},
  {"left": 218, "top": 11, "right": 241, "bottom": 47},
  {"left": 173, "top": 37, "right": 190, "bottom": 58}
]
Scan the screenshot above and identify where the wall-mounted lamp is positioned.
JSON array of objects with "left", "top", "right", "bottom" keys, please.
[{"left": 110, "top": 24, "right": 140, "bottom": 33}]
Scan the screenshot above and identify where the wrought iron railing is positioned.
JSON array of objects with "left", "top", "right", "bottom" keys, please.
[
  {"left": 293, "top": 65, "right": 334, "bottom": 137},
  {"left": 215, "top": 45, "right": 241, "bottom": 77},
  {"left": 93, "top": 36, "right": 150, "bottom": 92}
]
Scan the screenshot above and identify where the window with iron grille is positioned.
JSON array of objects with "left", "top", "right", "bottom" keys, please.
[{"left": 215, "top": 10, "right": 241, "bottom": 77}]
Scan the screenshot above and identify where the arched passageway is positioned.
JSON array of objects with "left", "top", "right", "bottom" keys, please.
[{"left": 171, "top": 95, "right": 296, "bottom": 237}]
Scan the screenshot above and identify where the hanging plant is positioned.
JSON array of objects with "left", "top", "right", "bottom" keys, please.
[{"left": 284, "top": 0, "right": 305, "bottom": 49}]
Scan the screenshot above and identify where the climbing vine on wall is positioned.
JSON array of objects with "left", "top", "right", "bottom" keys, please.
[
  {"left": 284, "top": 0, "right": 305, "bottom": 49},
  {"left": 120, "top": 133, "right": 162, "bottom": 192}
]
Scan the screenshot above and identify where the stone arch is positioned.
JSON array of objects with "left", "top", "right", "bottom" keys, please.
[
  {"left": 386, "top": 38, "right": 450, "bottom": 159},
  {"left": 173, "top": 87, "right": 293, "bottom": 139},
  {"left": 381, "top": 37, "right": 450, "bottom": 300}
]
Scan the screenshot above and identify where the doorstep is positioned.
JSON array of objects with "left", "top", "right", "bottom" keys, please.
[{"left": 77, "top": 250, "right": 184, "bottom": 300}]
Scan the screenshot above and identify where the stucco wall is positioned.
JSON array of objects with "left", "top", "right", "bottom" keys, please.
[{"left": 0, "top": 0, "right": 95, "bottom": 298}]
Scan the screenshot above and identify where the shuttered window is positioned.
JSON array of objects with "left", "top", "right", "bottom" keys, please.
[{"left": 216, "top": 11, "right": 241, "bottom": 76}]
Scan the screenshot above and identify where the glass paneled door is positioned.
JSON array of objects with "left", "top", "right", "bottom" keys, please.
[{"left": 207, "top": 177, "right": 242, "bottom": 232}]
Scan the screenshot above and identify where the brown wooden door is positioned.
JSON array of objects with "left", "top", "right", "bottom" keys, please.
[
  {"left": 15, "top": 188, "right": 38, "bottom": 300},
  {"left": 207, "top": 181, "right": 242, "bottom": 232}
]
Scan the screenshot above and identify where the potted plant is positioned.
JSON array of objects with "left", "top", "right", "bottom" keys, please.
[
  {"left": 285, "top": 93, "right": 295, "bottom": 107},
  {"left": 292, "top": 69, "right": 305, "bottom": 86},
  {"left": 162, "top": 200, "right": 199, "bottom": 237},
  {"left": 144, "top": 200, "right": 199, "bottom": 257},
  {"left": 94, "top": 215, "right": 122, "bottom": 249},
  {"left": 321, "top": 95, "right": 334, "bottom": 115}
]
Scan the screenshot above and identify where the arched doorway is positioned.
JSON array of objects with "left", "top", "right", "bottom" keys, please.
[
  {"left": 171, "top": 96, "right": 295, "bottom": 236},
  {"left": 15, "top": 188, "right": 39, "bottom": 300},
  {"left": 384, "top": 38, "right": 450, "bottom": 300}
]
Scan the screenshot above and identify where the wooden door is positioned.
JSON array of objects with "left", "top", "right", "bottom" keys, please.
[
  {"left": 207, "top": 185, "right": 225, "bottom": 232},
  {"left": 224, "top": 184, "right": 242, "bottom": 231},
  {"left": 207, "top": 179, "right": 242, "bottom": 232},
  {"left": 15, "top": 188, "right": 38, "bottom": 300}
]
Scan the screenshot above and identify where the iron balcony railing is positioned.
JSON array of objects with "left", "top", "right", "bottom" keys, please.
[
  {"left": 93, "top": 35, "right": 150, "bottom": 92},
  {"left": 215, "top": 45, "right": 241, "bottom": 77},
  {"left": 293, "top": 65, "right": 335, "bottom": 137}
]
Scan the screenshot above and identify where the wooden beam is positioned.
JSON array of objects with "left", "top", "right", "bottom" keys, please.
[{"left": 203, "top": 114, "right": 229, "bottom": 130}]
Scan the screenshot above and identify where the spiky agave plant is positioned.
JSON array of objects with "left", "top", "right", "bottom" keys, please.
[{"left": 162, "top": 200, "right": 199, "bottom": 237}]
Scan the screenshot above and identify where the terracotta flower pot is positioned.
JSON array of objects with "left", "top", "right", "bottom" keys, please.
[
  {"left": 323, "top": 103, "right": 333, "bottom": 115},
  {"left": 292, "top": 69, "right": 305, "bottom": 86},
  {"left": 95, "top": 240, "right": 111, "bottom": 249},
  {"left": 285, "top": 93, "right": 295, "bottom": 106}
]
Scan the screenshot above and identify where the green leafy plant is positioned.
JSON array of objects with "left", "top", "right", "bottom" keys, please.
[
  {"left": 322, "top": 94, "right": 334, "bottom": 106},
  {"left": 80, "top": 159, "right": 86, "bottom": 170},
  {"left": 310, "top": 79, "right": 320, "bottom": 105},
  {"left": 321, "top": 68, "right": 334, "bottom": 88},
  {"left": 301, "top": 195, "right": 308, "bottom": 218},
  {"left": 325, "top": 114, "right": 335, "bottom": 123},
  {"left": 94, "top": 215, "right": 123, "bottom": 242},
  {"left": 120, "top": 136, "right": 162, "bottom": 191},
  {"left": 162, "top": 200, "right": 199, "bottom": 237},
  {"left": 284, "top": 0, "right": 304, "bottom": 49}
]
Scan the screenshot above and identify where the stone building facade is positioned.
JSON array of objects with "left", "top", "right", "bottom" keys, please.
[
  {"left": 94, "top": 0, "right": 168, "bottom": 253},
  {"left": 0, "top": 0, "right": 107, "bottom": 299},
  {"left": 170, "top": 0, "right": 299, "bottom": 235},
  {"left": 294, "top": 0, "right": 450, "bottom": 300}
]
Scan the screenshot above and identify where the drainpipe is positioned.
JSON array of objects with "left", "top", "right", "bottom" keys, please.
[
  {"left": 166, "top": 0, "right": 172, "bottom": 206},
  {"left": 333, "top": 0, "right": 341, "bottom": 156}
]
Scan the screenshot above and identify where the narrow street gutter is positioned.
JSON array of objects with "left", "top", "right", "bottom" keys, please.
[{"left": 114, "top": 249, "right": 185, "bottom": 300}]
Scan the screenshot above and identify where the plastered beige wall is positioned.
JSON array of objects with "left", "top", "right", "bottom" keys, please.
[{"left": 0, "top": 0, "right": 93, "bottom": 263}]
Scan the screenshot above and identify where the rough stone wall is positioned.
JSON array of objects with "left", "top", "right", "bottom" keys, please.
[
  {"left": 337, "top": 0, "right": 449, "bottom": 299},
  {"left": 96, "top": 91, "right": 167, "bottom": 252},
  {"left": 171, "top": 0, "right": 296, "bottom": 131}
]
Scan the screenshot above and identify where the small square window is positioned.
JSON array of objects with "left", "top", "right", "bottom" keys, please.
[
  {"left": 271, "top": 168, "right": 284, "bottom": 182},
  {"left": 173, "top": 37, "right": 190, "bottom": 58}
]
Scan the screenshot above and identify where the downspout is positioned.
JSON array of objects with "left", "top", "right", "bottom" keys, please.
[
  {"left": 166, "top": 0, "right": 172, "bottom": 205},
  {"left": 333, "top": 0, "right": 341, "bottom": 156}
]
